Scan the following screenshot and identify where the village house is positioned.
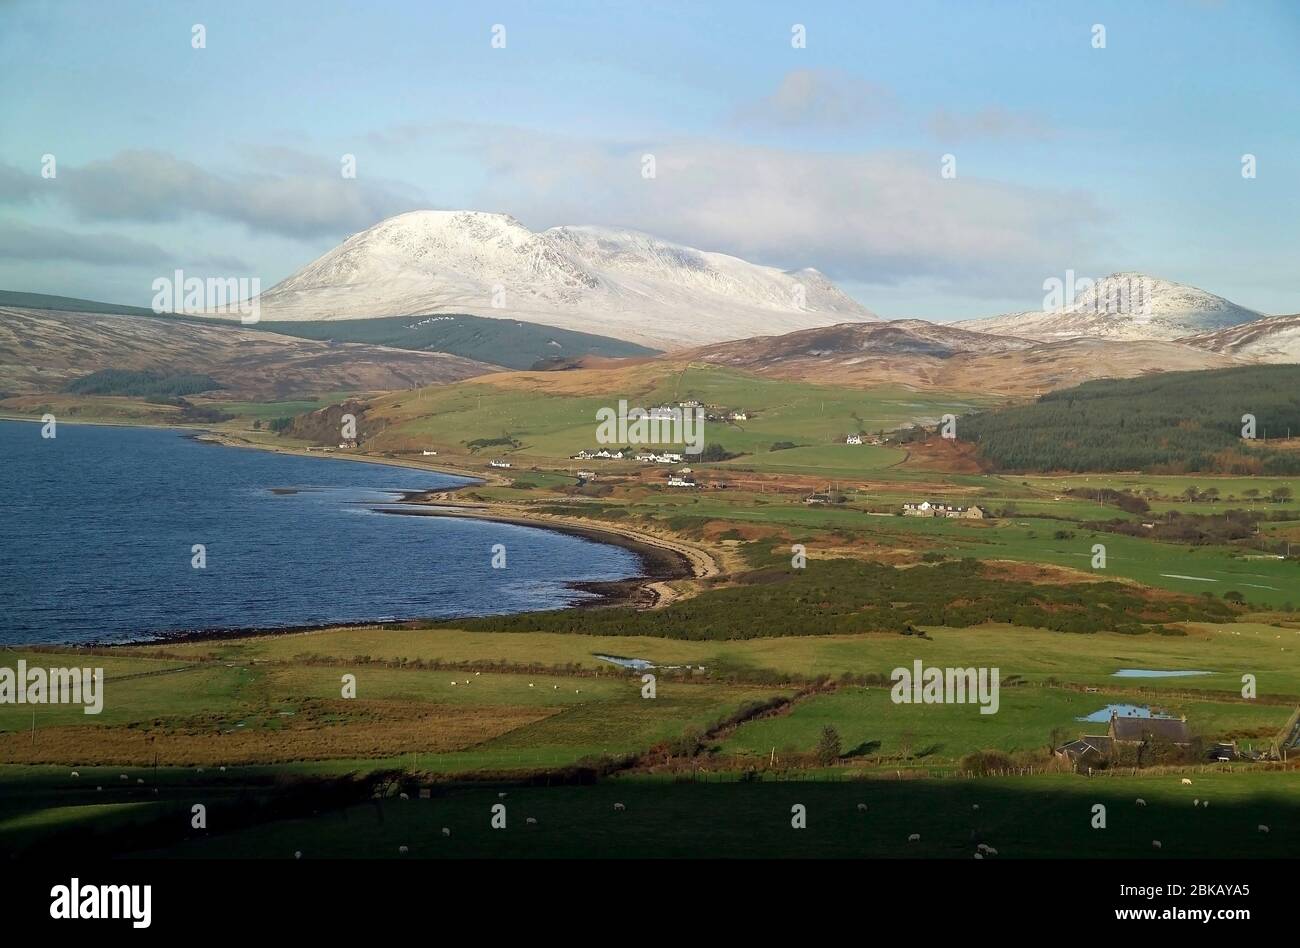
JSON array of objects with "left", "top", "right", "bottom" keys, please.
[
  {"left": 489, "top": 459, "right": 512, "bottom": 469},
  {"left": 902, "top": 501, "right": 988, "bottom": 519},
  {"left": 1055, "top": 711, "right": 1193, "bottom": 765},
  {"left": 845, "top": 434, "right": 863, "bottom": 445},
  {"left": 576, "top": 470, "right": 596, "bottom": 480},
  {"left": 338, "top": 439, "right": 358, "bottom": 449},
  {"left": 727, "top": 410, "right": 748, "bottom": 421},
  {"left": 667, "top": 474, "right": 698, "bottom": 488}
]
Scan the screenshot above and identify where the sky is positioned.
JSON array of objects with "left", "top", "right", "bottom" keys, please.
[{"left": 1, "top": 0, "right": 1297, "bottom": 320}]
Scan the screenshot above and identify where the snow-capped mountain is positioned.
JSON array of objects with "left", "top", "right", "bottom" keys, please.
[
  {"left": 1180, "top": 313, "right": 1300, "bottom": 363},
  {"left": 255, "top": 210, "right": 877, "bottom": 349},
  {"left": 955, "top": 273, "right": 1263, "bottom": 341}
]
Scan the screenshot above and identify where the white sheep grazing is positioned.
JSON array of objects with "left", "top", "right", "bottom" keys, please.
[
  {"left": 973, "top": 852, "right": 983, "bottom": 859},
  {"left": 525, "top": 817, "right": 537, "bottom": 825},
  {"left": 398, "top": 845, "right": 409, "bottom": 854},
  {"left": 475, "top": 672, "right": 481, "bottom": 676},
  {"left": 119, "top": 774, "right": 128, "bottom": 781},
  {"left": 972, "top": 804, "right": 979, "bottom": 811},
  {"left": 984, "top": 846, "right": 998, "bottom": 856},
  {"left": 219, "top": 766, "right": 226, "bottom": 772},
  {"left": 1181, "top": 778, "right": 1193, "bottom": 786},
  {"left": 907, "top": 833, "right": 921, "bottom": 842},
  {"left": 498, "top": 791, "right": 507, "bottom": 799},
  {"left": 96, "top": 786, "right": 102, "bottom": 791},
  {"left": 1136, "top": 798, "right": 1147, "bottom": 807},
  {"left": 977, "top": 843, "right": 990, "bottom": 853},
  {"left": 70, "top": 771, "right": 79, "bottom": 778},
  {"left": 614, "top": 802, "right": 626, "bottom": 811},
  {"left": 136, "top": 778, "right": 144, "bottom": 785},
  {"left": 450, "top": 681, "right": 457, "bottom": 686},
  {"left": 399, "top": 793, "right": 409, "bottom": 800},
  {"left": 856, "top": 803, "right": 867, "bottom": 812},
  {"left": 1152, "top": 840, "right": 1162, "bottom": 850},
  {"left": 1258, "top": 824, "right": 1270, "bottom": 834},
  {"left": 1194, "top": 799, "right": 1199, "bottom": 807},
  {"left": 294, "top": 851, "right": 302, "bottom": 859},
  {"left": 529, "top": 683, "right": 535, "bottom": 688},
  {"left": 441, "top": 827, "right": 451, "bottom": 837}
]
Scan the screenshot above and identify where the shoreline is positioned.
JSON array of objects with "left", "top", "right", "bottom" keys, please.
[{"left": 3, "top": 418, "right": 718, "bottom": 647}]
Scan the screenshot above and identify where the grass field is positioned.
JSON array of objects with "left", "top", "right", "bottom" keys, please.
[{"left": 5, "top": 769, "right": 1294, "bottom": 859}]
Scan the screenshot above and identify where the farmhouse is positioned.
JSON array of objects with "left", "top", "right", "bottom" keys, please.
[
  {"left": 902, "top": 501, "right": 988, "bottom": 519},
  {"left": 576, "top": 470, "right": 596, "bottom": 480},
  {"left": 1056, "top": 712, "right": 1193, "bottom": 764},
  {"left": 489, "top": 459, "right": 512, "bottom": 469},
  {"left": 667, "top": 475, "right": 697, "bottom": 488},
  {"left": 845, "top": 434, "right": 863, "bottom": 445}
]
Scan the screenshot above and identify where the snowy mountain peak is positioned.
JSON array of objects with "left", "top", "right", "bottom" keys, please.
[
  {"left": 956, "top": 272, "right": 1262, "bottom": 342},
  {"left": 256, "top": 211, "right": 877, "bottom": 349}
]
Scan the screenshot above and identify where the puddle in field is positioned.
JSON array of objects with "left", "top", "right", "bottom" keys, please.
[
  {"left": 1112, "top": 669, "right": 1212, "bottom": 678},
  {"left": 1076, "top": 703, "right": 1178, "bottom": 723},
  {"left": 595, "top": 654, "right": 656, "bottom": 670}
]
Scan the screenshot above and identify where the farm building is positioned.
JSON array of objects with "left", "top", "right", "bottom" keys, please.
[{"left": 902, "top": 501, "right": 988, "bottom": 519}]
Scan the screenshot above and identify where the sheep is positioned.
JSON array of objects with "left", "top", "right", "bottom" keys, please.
[
  {"left": 119, "top": 774, "right": 128, "bottom": 781},
  {"left": 441, "top": 827, "right": 451, "bottom": 837},
  {"left": 575, "top": 689, "right": 581, "bottom": 694},
  {"left": 450, "top": 681, "right": 457, "bottom": 686},
  {"left": 973, "top": 852, "right": 983, "bottom": 859},
  {"left": 1152, "top": 840, "right": 1162, "bottom": 850},
  {"left": 399, "top": 792, "right": 409, "bottom": 800},
  {"left": 294, "top": 851, "right": 302, "bottom": 859},
  {"left": 984, "top": 846, "right": 998, "bottom": 856},
  {"left": 475, "top": 672, "right": 481, "bottom": 676},
  {"left": 1258, "top": 824, "right": 1270, "bottom": 834},
  {"left": 525, "top": 817, "right": 537, "bottom": 825},
  {"left": 219, "top": 766, "right": 226, "bottom": 772},
  {"left": 907, "top": 833, "right": 921, "bottom": 842},
  {"left": 96, "top": 786, "right": 102, "bottom": 791},
  {"left": 856, "top": 803, "right": 867, "bottom": 812},
  {"left": 1194, "top": 799, "right": 1199, "bottom": 807},
  {"left": 977, "top": 843, "right": 991, "bottom": 853},
  {"left": 70, "top": 771, "right": 79, "bottom": 778},
  {"left": 614, "top": 803, "right": 626, "bottom": 811},
  {"left": 1135, "top": 798, "right": 1147, "bottom": 807},
  {"left": 136, "top": 778, "right": 144, "bottom": 784},
  {"left": 529, "top": 683, "right": 535, "bottom": 688},
  {"left": 398, "top": 845, "right": 409, "bottom": 854},
  {"left": 972, "top": 804, "right": 980, "bottom": 811},
  {"left": 1181, "top": 778, "right": 1193, "bottom": 786}
]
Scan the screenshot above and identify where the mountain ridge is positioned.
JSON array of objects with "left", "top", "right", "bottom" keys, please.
[{"left": 253, "top": 210, "right": 879, "bottom": 349}]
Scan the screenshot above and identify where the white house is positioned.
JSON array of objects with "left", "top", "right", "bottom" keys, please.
[
  {"left": 846, "top": 434, "right": 863, "bottom": 445},
  {"left": 667, "top": 475, "right": 698, "bottom": 488},
  {"left": 489, "top": 459, "right": 512, "bottom": 469}
]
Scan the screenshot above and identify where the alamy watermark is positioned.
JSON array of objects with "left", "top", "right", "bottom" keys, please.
[
  {"left": 890, "top": 660, "right": 999, "bottom": 715},
  {"left": 595, "top": 399, "right": 704, "bottom": 455},
  {"left": 1043, "top": 270, "right": 1152, "bottom": 317},
  {"left": 0, "top": 661, "right": 103, "bottom": 714},
  {"left": 152, "top": 268, "right": 261, "bottom": 324}
]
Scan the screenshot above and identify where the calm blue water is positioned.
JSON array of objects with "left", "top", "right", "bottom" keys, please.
[{"left": 0, "top": 420, "right": 641, "bottom": 644}]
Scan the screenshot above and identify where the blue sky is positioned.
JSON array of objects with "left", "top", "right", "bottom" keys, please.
[{"left": 1, "top": 0, "right": 1297, "bottom": 319}]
